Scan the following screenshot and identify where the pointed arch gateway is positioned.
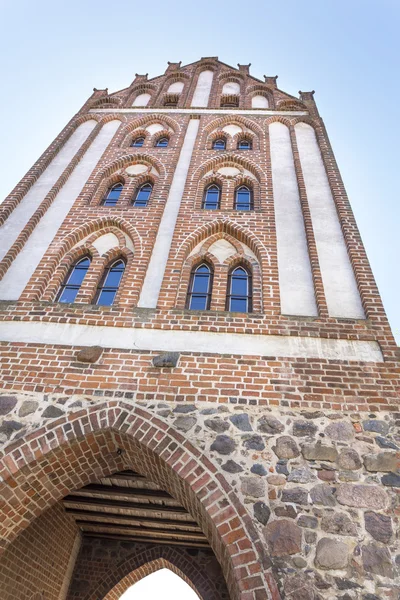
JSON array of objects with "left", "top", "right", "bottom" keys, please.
[{"left": 0, "top": 402, "right": 280, "bottom": 600}]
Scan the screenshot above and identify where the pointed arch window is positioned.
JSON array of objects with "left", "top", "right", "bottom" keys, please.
[
  {"left": 131, "top": 137, "right": 144, "bottom": 147},
  {"left": 238, "top": 139, "right": 251, "bottom": 150},
  {"left": 235, "top": 185, "right": 253, "bottom": 211},
  {"left": 202, "top": 184, "right": 221, "bottom": 210},
  {"left": 95, "top": 259, "right": 126, "bottom": 306},
  {"left": 56, "top": 256, "right": 91, "bottom": 303},
  {"left": 226, "top": 266, "right": 252, "bottom": 313},
  {"left": 213, "top": 138, "right": 226, "bottom": 150},
  {"left": 186, "top": 263, "right": 213, "bottom": 310},
  {"left": 102, "top": 183, "right": 123, "bottom": 206},
  {"left": 133, "top": 183, "right": 152, "bottom": 207},
  {"left": 155, "top": 137, "right": 169, "bottom": 147}
]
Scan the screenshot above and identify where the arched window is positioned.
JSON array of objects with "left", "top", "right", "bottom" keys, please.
[
  {"left": 102, "top": 183, "right": 123, "bottom": 206},
  {"left": 235, "top": 185, "right": 253, "bottom": 211},
  {"left": 133, "top": 183, "right": 152, "bottom": 207},
  {"left": 155, "top": 137, "right": 169, "bottom": 147},
  {"left": 202, "top": 184, "right": 220, "bottom": 210},
  {"left": 131, "top": 137, "right": 144, "bottom": 148},
  {"left": 56, "top": 256, "right": 91, "bottom": 303},
  {"left": 238, "top": 139, "right": 251, "bottom": 150},
  {"left": 213, "top": 138, "right": 226, "bottom": 150},
  {"left": 186, "top": 263, "right": 213, "bottom": 310},
  {"left": 226, "top": 266, "right": 252, "bottom": 313},
  {"left": 95, "top": 259, "right": 126, "bottom": 306}
]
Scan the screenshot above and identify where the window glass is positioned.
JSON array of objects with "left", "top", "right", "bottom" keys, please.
[
  {"left": 134, "top": 183, "right": 152, "bottom": 207},
  {"left": 238, "top": 140, "right": 251, "bottom": 150},
  {"left": 235, "top": 186, "right": 252, "bottom": 211},
  {"left": 187, "top": 264, "right": 212, "bottom": 310},
  {"left": 131, "top": 137, "right": 144, "bottom": 147},
  {"left": 57, "top": 257, "right": 90, "bottom": 303},
  {"left": 227, "top": 266, "right": 252, "bottom": 313},
  {"left": 156, "top": 137, "right": 169, "bottom": 147},
  {"left": 202, "top": 185, "right": 220, "bottom": 210},
  {"left": 213, "top": 139, "right": 226, "bottom": 150},
  {"left": 103, "top": 183, "right": 123, "bottom": 206},
  {"left": 95, "top": 259, "right": 125, "bottom": 306}
]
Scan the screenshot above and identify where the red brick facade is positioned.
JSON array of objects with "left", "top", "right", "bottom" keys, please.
[{"left": 0, "top": 58, "right": 398, "bottom": 600}]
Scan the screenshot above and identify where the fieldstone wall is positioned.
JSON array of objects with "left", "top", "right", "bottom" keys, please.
[{"left": 1, "top": 390, "right": 399, "bottom": 599}]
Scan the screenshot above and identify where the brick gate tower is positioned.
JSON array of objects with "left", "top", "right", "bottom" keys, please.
[{"left": 0, "top": 58, "right": 399, "bottom": 600}]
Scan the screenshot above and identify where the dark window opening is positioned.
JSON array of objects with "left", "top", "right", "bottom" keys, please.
[
  {"left": 238, "top": 139, "right": 251, "bottom": 150},
  {"left": 213, "top": 138, "right": 226, "bottom": 150},
  {"left": 131, "top": 137, "right": 145, "bottom": 148},
  {"left": 155, "top": 137, "right": 169, "bottom": 147}
]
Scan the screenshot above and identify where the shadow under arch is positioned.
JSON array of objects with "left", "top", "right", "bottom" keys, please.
[
  {"left": 0, "top": 402, "right": 280, "bottom": 600},
  {"left": 76, "top": 545, "right": 227, "bottom": 600}
]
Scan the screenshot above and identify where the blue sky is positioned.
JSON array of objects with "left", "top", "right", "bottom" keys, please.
[{"left": 0, "top": 0, "right": 399, "bottom": 342}]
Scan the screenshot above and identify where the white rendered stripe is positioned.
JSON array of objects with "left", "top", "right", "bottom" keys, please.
[
  {"left": 191, "top": 70, "right": 214, "bottom": 107},
  {"left": 270, "top": 122, "right": 317, "bottom": 316},
  {"left": 0, "top": 320, "right": 383, "bottom": 362},
  {"left": 295, "top": 123, "right": 365, "bottom": 318},
  {"left": 90, "top": 108, "right": 308, "bottom": 116},
  {"left": 0, "top": 120, "right": 121, "bottom": 300},
  {"left": 0, "top": 120, "right": 97, "bottom": 262},
  {"left": 138, "top": 118, "right": 200, "bottom": 308}
]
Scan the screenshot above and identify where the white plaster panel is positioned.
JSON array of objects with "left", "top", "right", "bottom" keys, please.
[
  {"left": 222, "top": 124, "right": 242, "bottom": 136},
  {"left": 123, "top": 233, "right": 135, "bottom": 254},
  {"left": 208, "top": 239, "right": 236, "bottom": 263},
  {"left": 0, "top": 120, "right": 121, "bottom": 300},
  {"left": 217, "top": 167, "right": 241, "bottom": 177},
  {"left": 295, "top": 123, "right": 365, "bottom": 318},
  {"left": 132, "top": 93, "right": 151, "bottom": 107},
  {"left": 92, "top": 233, "right": 119, "bottom": 256},
  {"left": 270, "top": 122, "right": 318, "bottom": 317},
  {"left": 0, "top": 120, "right": 97, "bottom": 263},
  {"left": 145, "top": 123, "right": 164, "bottom": 134},
  {"left": 191, "top": 70, "right": 214, "bottom": 107},
  {"left": 138, "top": 119, "right": 200, "bottom": 308},
  {"left": 125, "top": 164, "right": 148, "bottom": 175},
  {"left": 168, "top": 81, "right": 184, "bottom": 93},
  {"left": 0, "top": 320, "right": 383, "bottom": 362},
  {"left": 252, "top": 95, "right": 269, "bottom": 109},
  {"left": 239, "top": 242, "right": 257, "bottom": 260},
  {"left": 222, "top": 82, "right": 240, "bottom": 95}
]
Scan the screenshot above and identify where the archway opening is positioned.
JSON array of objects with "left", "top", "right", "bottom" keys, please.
[{"left": 119, "top": 568, "right": 199, "bottom": 600}]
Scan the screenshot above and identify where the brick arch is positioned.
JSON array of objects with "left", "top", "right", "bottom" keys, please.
[
  {"left": 204, "top": 115, "right": 264, "bottom": 136},
  {"left": 126, "top": 83, "right": 158, "bottom": 107},
  {"left": 264, "top": 115, "right": 293, "bottom": 128},
  {"left": 120, "top": 113, "right": 181, "bottom": 137},
  {"left": 0, "top": 403, "right": 280, "bottom": 600},
  {"left": 276, "top": 99, "right": 307, "bottom": 111},
  {"left": 83, "top": 545, "right": 226, "bottom": 600},
  {"left": 174, "top": 219, "right": 271, "bottom": 270},
  {"left": 27, "top": 217, "right": 143, "bottom": 302},
  {"left": 192, "top": 153, "right": 266, "bottom": 184},
  {"left": 291, "top": 115, "right": 320, "bottom": 129},
  {"left": 90, "top": 96, "right": 123, "bottom": 109},
  {"left": 92, "top": 153, "right": 166, "bottom": 184}
]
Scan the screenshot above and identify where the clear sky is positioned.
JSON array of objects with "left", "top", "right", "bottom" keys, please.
[
  {"left": 119, "top": 569, "right": 199, "bottom": 600},
  {"left": 0, "top": 0, "right": 399, "bottom": 348}
]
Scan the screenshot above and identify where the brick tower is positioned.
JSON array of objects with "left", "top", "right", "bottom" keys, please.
[{"left": 0, "top": 58, "right": 399, "bottom": 600}]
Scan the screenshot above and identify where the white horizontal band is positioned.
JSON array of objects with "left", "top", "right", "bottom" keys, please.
[
  {"left": 0, "top": 320, "right": 383, "bottom": 362},
  {"left": 89, "top": 108, "right": 308, "bottom": 117}
]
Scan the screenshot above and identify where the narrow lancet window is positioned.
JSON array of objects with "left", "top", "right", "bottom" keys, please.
[
  {"left": 134, "top": 183, "right": 152, "bottom": 207},
  {"left": 235, "top": 185, "right": 253, "bottom": 211},
  {"left": 186, "top": 263, "right": 213, "bottom": 310},
  {"left": 56, "top": 256, "right": 91, "bottom": 303},
  {"left": 202, "top": 184, "right": 221, "bottom": 210},
  {"left": 102, "top": 183, "right": 123, "bottom": 206},
  {"left": 226, "top": 266, "right": 252, "bottom": 313},
  {"left": 95, "top": 259, "right": 125, "bottom": 306}
]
